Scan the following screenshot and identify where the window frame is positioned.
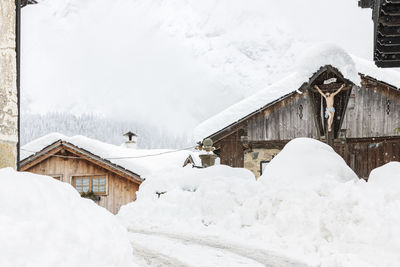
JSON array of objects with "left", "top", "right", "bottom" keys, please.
[
  {"left": 72, "top": 174, "right": 108, "bottom": 196},
  {"left": 50, "top": 174, "right": 63, "bottom": 181},
  {"left": 260, "top": 160, "right": 271, "bottom": 176}
]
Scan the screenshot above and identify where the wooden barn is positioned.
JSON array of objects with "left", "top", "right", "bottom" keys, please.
[
  {"left": 20, "top": 133, "right": 201, "bottom": 213},
  {"left": 196, "top": 50, "right": 400, "bottom": 179}
]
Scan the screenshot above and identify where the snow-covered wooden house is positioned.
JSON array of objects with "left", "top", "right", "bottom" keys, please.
[
  {"left": 20, "top": 133, "right": 200, "bottom": 213},
  {"left": 195, "top": 45, "right": 400, "bottom": 179}
]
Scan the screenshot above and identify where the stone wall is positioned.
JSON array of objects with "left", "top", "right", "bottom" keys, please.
[
  {"left": 0, "top": 0, "right": 18, "bottom": 169},
  {"left": 244, "top": 148, "right": 280, "bottom": 178}
]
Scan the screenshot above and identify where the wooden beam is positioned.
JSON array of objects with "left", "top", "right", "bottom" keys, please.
[
  {"left": 249, "top": 140, "right": 289, "bottom": 150},
  {"left": 336, "top": 85, "right": 353, "bottom": 138},
  {"left": 310, "top": 86, "right": 351, "bottom": 92},
  {"left": 20, "top": 145, "right": 64, "bottom": 171},
  {"left": 342, "top": 136, "right": 400, "bottom": 143}
]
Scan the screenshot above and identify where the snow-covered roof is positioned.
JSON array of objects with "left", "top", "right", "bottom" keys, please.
[
  {"left": 21, "top": 133, "right": 201, "bottom": 179},
  {"left": 194, "top": 44, "right": 400, "bottom": 141}
]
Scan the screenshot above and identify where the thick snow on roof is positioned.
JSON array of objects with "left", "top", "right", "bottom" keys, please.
[
  {"left": 21, "top": 133, "right": 200, "bottom": 178},
  {"left": 195, "top": 44, "right": 400, "bottom": 141}
]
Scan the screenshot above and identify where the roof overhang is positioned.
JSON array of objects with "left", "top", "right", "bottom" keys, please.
[
  {"left": 20, "top": 140, "right": 144, "bottom": 184},
  {"left": 202, "top": 65, "right": 400, "bottom": 143}
]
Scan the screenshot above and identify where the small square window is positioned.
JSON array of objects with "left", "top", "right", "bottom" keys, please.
[
  {"left": 74, "top": 177, "right": 90, "bottom": 193},
  {"left": 92, "top": 177, "right": 106, "bottom": 194}
]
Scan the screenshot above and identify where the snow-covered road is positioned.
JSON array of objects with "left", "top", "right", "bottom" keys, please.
[{"left": 128, "top": 229, "right": 309, "bottom": 267}]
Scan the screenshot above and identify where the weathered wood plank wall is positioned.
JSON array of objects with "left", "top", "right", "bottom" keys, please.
[
  {"left": 341, "top": 80, "right": 400, "bottom": 138},
  {"left": 219, "top": 131, "right": 244, "bottom": 167},
  {"left": 25, "top": 156, "right": 139, "bottom": 214},
  {"left": 246, "top": 79, "right": 400, "bottom": 142},
  {"left": 334, "top": 138, "right": 400, "bottom": 178},
  {"left": 247, "top": 91, "right": 319, "bottom": 141}
]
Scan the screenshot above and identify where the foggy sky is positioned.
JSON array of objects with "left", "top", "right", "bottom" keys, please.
[{"left": 21, "top": 0, "right": 375, "bottom": 135}]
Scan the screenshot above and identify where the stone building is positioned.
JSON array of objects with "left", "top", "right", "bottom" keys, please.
[{"left": 0, "top": 0, "right": 19, "bottom": 169}]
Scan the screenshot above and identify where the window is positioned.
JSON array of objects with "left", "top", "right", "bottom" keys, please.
[
  {"left": 72, "top": 176, "right": 107, "bottom": 195},
  {"left": 260, "top": 160, "right": 270, "bottom": 175},
  {"left": 74, "top": 177, "right": 90, "bottom": 193},
  {"left": 92, "top": 177, "right": 106, "bottom": 194},
  {"left": 51, "top": 175, "right": 62, "bottom": 181}
]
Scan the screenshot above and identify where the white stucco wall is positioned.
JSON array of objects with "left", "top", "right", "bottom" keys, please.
[{"left": 0, "top": 0, "right": 18, "bottom": 169}]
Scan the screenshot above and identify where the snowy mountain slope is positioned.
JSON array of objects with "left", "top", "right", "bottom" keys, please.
[
  {"left": 21, "top": 0, "right": 374, "bottom": 140},
  {"left": 22, "top": 0, "right": 308, "bottom": 134}
]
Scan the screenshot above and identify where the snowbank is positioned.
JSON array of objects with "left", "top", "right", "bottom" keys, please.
[
  {"left": 119, "top": 165, "right": 257, "bottom": 230},
  {"left": 119, "top": 138, "right": 400, "bottom": 266},
  {"left": 368, "top": 162, "right": 400, "bottom": 198},
  {"left": 369, "top": 161, "right": 400, "bottom": 185},
  {"left": 194, "top": 44, "right": 400, "bottom": 141},
  {"left": 0, "top": 168, "right": 134, "bottom": 267}
]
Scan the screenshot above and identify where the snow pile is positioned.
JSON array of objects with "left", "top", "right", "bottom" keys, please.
[
  {"left": 369, "top": 161, "right": 400, "bottom": 184},
  {"left": 119, "top": 138, "right": 400, "bottom": 266},
  {"left": 119, "top": 165, "right": 256, "bottom": 230},
  {"left": 261, "top": 137, "right": 358, "bottom": 184},
  {"left": 194, "top": 44, "right": 400, "bottom": 140},
  {"left": 369, "top": 162, "right": 400, "bottom": 196},
  {"left": 0, "top": 168, "right": 134, "bottom": 267},
  {"left": 21, "top": 133, "right": 200, "bottom": 178}
]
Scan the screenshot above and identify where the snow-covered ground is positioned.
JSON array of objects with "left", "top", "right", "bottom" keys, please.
[
  {"left": 128, "top": 230, "right": 307, "bottom": 267},
  {"left": 2, "top": 138, "right": 400, "bottom": 266},
  {"left": 119, "top": 138, "right": 400, "bottom": 266},
  {"left": 0, "top": 168, "right": 134, "bottom": 267}
]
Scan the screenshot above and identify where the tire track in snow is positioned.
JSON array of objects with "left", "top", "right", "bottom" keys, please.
[
  {"left": 130, "top": 232, "right": 265, "bottom": 267},
  {"left": 130, "top": 239, "right": 190, "bottom": 267},
  {"left": 128, "top": 228, "right": 310, "bottom": 267}
]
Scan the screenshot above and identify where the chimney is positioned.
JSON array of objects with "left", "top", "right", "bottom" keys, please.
[{"left": 123, "top": 131, "right": 138, "bottom": 149}]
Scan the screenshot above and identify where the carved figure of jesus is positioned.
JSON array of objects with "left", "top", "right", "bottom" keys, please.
[{"left": 315, "top": 84, "right": 345, "bottom": 132}]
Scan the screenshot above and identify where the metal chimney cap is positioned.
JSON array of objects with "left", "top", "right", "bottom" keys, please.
[{"left": 123, "top": 131, "right": 138, "bottom": 137}]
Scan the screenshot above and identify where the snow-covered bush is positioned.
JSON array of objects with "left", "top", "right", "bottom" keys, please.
[
  {"left": 0, "top": 168, "right": 133, "bottom": 267},
  {"left": 119, "top": 138, "right": 400, "bottom": 266}
]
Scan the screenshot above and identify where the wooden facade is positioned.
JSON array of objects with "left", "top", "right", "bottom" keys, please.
[
  {"left": 208, "top": 66, "right": 400, "bottom": 179},
  {"left": 20, "top": 141, "right": 142, "bottom": 214}
]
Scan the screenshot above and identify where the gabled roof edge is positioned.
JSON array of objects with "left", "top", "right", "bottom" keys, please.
[
  {"left": 20, "top": 140, "right": 144, "bottom": 183},
  {"left": 204, "top": 67, "right": 400, "bottom": 143}
]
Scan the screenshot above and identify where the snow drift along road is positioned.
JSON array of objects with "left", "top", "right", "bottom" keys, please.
[
  {"left": 118, "top": 138, "right": 400, "bottom": 267},
  {"left": 0, "top": 168, "right": 134, "bottom": 267}
]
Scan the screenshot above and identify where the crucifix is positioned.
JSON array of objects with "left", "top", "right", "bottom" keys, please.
[{"left": 314, "top": 84, "right": 345, "bottom": 132}]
